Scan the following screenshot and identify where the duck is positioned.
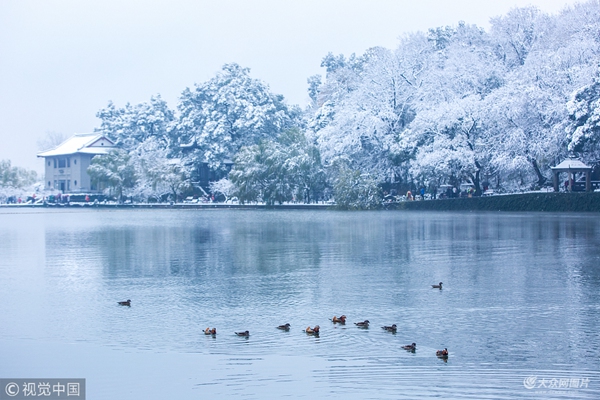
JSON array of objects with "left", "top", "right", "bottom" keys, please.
[
  {"left": 117, "top": 299, "right": 131, "bottom": 306},
  {"left": 354, "top": 320, "right": 370, "bottom": 327},
  {"left": 235, "top": 330, "right": 250, "bottom": 337},
  {"left": 277, "top": 323, "right": 291, "bottom": 331},
  {"left": 432, "top": 282, "right": 443, "bottom": 289},
  {"left": 305, "top": 325, "right": 320, "bottom": 335},
  {"left": 332, "top": 315, "right": 347, "bottom": 324},
  {"left": 402, "top": 342, "right": 417, "bottom": 351},
  {"left": 204, "top": 327, "right": 217, "bottom": 335},
  {"left": 436, "top": 348, "right": 449, "bottom": 357},
  {"left": 382, "top": 324, "right": 397, "bottom": 332}
]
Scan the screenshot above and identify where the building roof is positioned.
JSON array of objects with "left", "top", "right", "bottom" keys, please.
[
  {"left": 37, "top": 133, "right": 116, "bottom": 157},
  {"left": 551, "top": 158, "right": 592, "bottom": 170}
]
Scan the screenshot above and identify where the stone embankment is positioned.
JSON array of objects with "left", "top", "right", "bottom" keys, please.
[{"left": 389, "top": 192, "right": 600, "bottom": 212}]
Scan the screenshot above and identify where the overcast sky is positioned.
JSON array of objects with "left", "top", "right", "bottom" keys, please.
[{"left": 0, "top": 0, "right": 584, "bottom": 172}]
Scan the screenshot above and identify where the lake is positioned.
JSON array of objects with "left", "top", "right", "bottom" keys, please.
[{"left": 0, "top": 208, "right": 599, "bottom": 399}]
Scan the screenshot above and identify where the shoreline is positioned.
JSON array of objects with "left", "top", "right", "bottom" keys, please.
[
  {"left": 389, "top": 192, "right": 600, "bottom": 213},
  {"left": 0, "top": 202, "right": 334, "bottom": 210},
  {"left": 2, "top": 192, "right": 600, "bottom": 212}
]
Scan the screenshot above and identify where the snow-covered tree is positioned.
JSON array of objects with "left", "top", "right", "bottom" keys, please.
[
  {"left": 96, "top": 95, "right": 175, "bottom": 152},
  {"left": 490, "top": 6, "right": 545, "bottom": 68},
  {"left": 307, "top": 52, "right": 368, "bottom": 134},
  {"left": 0, "top": 160, "right": 38, "bottom": 189},
  {"left": 313, "top": 40, "right": 429, "bottom": 185},
  {"left": 315, "top": 52, "right": 365, "bottom": 107},
  {"left": 279, "top": 129, "right": 326, "bottom": 203},
  {"left": 483, "top": 1, "right": 600, "bottom": 188},
  {"left": 403, "top": 96, "right": 486, "bottom": 193},
  {"left": 307, "top": 74, "right": 322, "bottom": 107},
  {"left": 229, "top": 141, "right": 290, "bottom": 205},
  {"left": 176, "top": 63, "right": 300, "bottom": 174},
  {"left": 402, "top": 22, "right": 503, "bottom": 193},
  {"left": 333, "top": 167, "right": 382, "bottom": 210},
  {"left": 420, "top": 21, "right": 504, "bottom": 104},
  {"left": 88, "top": 150, "right": 137, "bottom": 201},
  {"left": 129, "top": 137, "right": 191, "bottom": 202},
  {"left": 483, "top": 78, "right": 567, "bottom": 189},
  {"left": 229, "top": 129, "right": 326, "bottom": 204},
  {"left": 566, "top": 66, "right": 600, "bottom": 160},
  {"left": 209, "top": 178, "right": 235, "bottom": 202}
]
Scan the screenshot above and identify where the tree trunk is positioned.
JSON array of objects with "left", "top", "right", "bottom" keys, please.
[
  {"left": 474, "top": 169, "right": 482, "bottom": 196},
  {"left": 474, "top": 160, "right": 482, "bottom": 196},
  {"left": 529, "top": 157, "right": 547, "bottom": 187}
]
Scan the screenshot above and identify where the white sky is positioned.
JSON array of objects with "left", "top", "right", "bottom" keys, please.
[{"left": 0, "top": 0, "right": 584, "bottom": 172}]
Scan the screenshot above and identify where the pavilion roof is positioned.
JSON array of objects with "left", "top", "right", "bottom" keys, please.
[{"left": 551, "top": 158, "right": 592, "bottom": 171}]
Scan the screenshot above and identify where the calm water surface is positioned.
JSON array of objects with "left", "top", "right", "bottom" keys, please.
[{"left": 1, "top": 208, "right": 599, "bottom": 399}]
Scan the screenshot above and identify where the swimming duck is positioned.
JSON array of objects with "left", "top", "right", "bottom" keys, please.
[
  {"left": 204, "top": 327, "right": 217, "bottom": 335},
  {"left": 305, "top": 325, "right": 320, "bottom": 335},
  {"left": 354, "top": 320, "right": 370, "bottom": 327},
  {"left": 402, "top": 343, "right": 417, "bottom": 351},
  {"left": 277, "top": 323, "right": 291, "bottom": 331},
  {"left": 382, "top": 324, "right": 397, "bottom": 332},
  {"left": 235, "top": 330, "right": 250, "bottom": 337},
  {"left": 332, "top": 315, "right": 347, "bottom": 324},
  {"left": 436, "top": 348, "right": 449, "bottom": 357},
  {"left": 432, "top": 282, "right": 443, "bottom": 289},
  {"left": 117, "top": 300, "right": 131, "bottom": 306}
]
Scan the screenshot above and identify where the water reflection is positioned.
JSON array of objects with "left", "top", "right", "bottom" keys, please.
[{"left": 0, "top": 209, "right": 599, "bottom": 398}]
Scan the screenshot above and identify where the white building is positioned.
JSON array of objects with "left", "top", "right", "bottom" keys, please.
[{"left": 37, "top": 133, "right": 116, "bottom": 193}]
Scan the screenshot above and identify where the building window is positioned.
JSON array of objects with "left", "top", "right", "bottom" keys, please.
[
  {"left": 58, "top": 158, "right": 66, "bottom": 168},
  {"left": 67, "top": 180, "right": 71, "bottom": 191},
  {"left": 74, "top": 159, "right": 77, "bottom": 165},
  {"left": 54, "top": 159, "right": 57, "bottom": 168},
  {"left": 54, "top": 180, "right": 57, "bottom": 188},
  {"left": 48, "top": 181, "right": 51, "bottom": 187},
  {"left": 67, "top": 158, "right": 71, "bottom": 167},
  {"left": 74, "top": 180, "right": 77, "bottom": 186},
  {"left": 47, "top": 161, "right": 51, "bottom": 167}
]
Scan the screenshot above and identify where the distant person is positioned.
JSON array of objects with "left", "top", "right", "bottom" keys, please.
[
  {"left": 406, "top": 190, "right": 413, "bottom": 201},
  {"left": 85, "top": 195, "right": 90, "bottom": 202}
]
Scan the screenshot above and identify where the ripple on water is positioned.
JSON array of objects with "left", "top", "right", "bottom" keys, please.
[{"left": 1, "top": 210, "right": 600, "bottom": 398}]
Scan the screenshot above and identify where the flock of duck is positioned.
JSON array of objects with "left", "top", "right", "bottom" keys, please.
[{"left": 117, "top": 282, "right": 448, "bottom": 359}]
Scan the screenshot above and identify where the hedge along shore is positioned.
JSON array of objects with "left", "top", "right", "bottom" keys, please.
[{"left": 388, "top": 192, "right": 600, "bottom": 212}]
